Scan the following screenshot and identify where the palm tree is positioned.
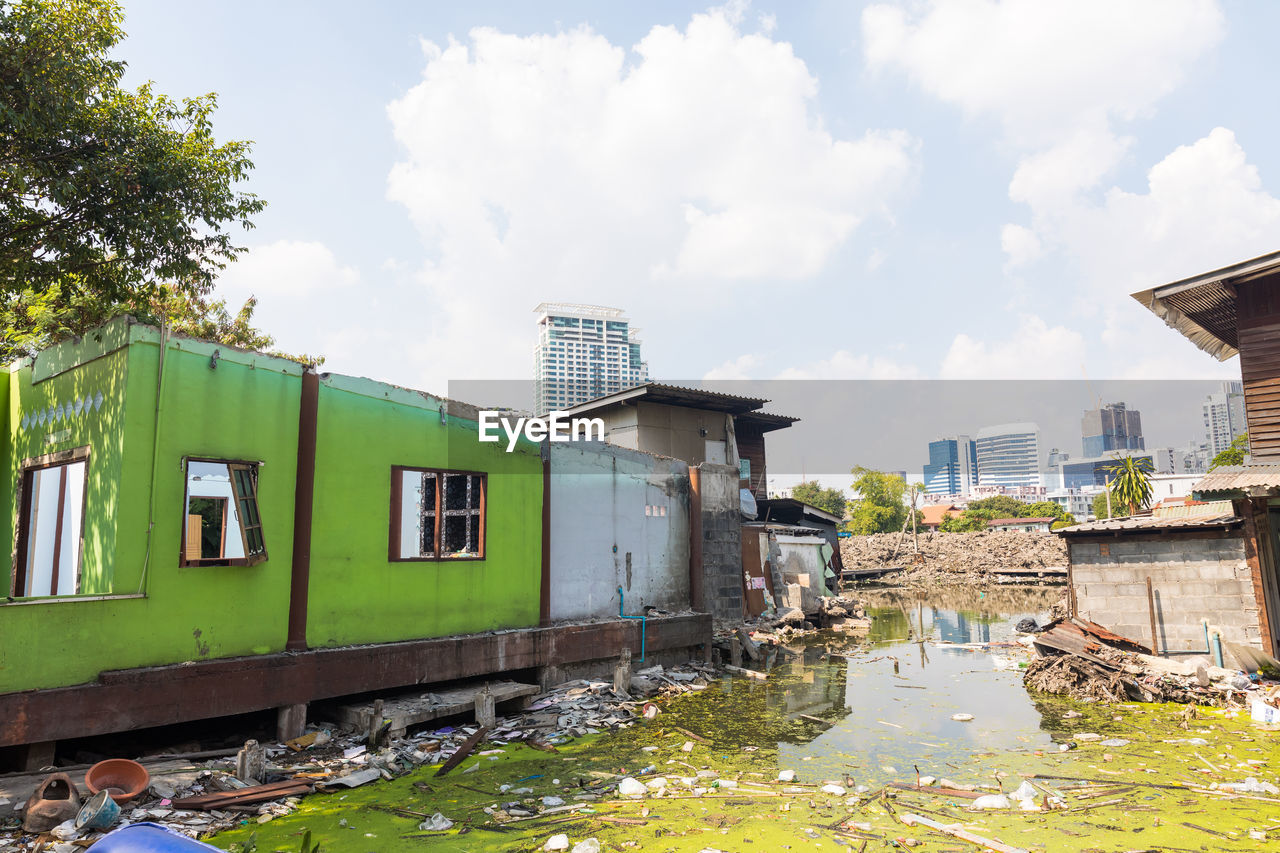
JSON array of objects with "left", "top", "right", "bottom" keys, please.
[{"left": 1106, "top": 455, "right": 1153, "bottom": 517}]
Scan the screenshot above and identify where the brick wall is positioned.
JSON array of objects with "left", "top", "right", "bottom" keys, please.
[
  {"left": 698, "top": 463, "right": 743, "bottom": 621},
  {"left": 1069, "top": 534, "right": 1261, "bottom": 650}
]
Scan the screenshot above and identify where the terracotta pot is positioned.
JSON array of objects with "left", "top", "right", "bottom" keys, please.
[{"left": 85, "top": 759, "right": 150, "bottom": 804}]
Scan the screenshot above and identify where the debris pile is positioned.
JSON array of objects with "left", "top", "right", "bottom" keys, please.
[
  {"left": 840, "top": 530, "right": 1067, "bottom": 585},
  {"left": 1023, "top": 617, "right": 1276, "bottom": 706},
  {"left": 0, "top": 664, "right": 717, "bottom": 851}
]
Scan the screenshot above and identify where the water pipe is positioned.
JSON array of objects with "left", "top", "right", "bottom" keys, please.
[
  {"left": 1211, "top": 628, "right": 1225, "bottom": 669},
  {"left": 618, "top": 586, "right": 646, "bottom": 662},
  {"left": 1202, "top": 619, "right": 1213, "bottom": 657}
]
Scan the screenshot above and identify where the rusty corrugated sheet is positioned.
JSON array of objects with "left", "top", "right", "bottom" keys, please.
[
  {"left": 1193, "top": 464, "right": 1280, "bottom": 496},
  {"left": 1058, "top": 513, "right": 1239, "bottom": 535}
]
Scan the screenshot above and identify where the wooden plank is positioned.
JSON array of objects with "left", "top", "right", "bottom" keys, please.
[
  {"left": 336, "top": 680, "right": 538, "bottom": 733},
  {"left": 434, "top": 726, "right": 488, "bottom": 777}
]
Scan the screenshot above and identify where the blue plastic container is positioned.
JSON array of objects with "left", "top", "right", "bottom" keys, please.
[{"left": 88, "top": 822, "right": 222, "bottom": 852}]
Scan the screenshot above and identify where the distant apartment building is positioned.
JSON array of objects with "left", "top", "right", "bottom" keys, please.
[
  {"left": 1081, "top": 402, "right": 1144, "bottom": 457},
  {"left": 975, "top": 422, "right": 1042, "bottom": 489},
  {"left": 534, "top": 303, "right": 649, "bottom": 414},
  {"left": 922, "top": 436, "right": 978, "bottom": 496},
  {"left": 1203, "top": 380, "right": 1247, "bottom": 457}
]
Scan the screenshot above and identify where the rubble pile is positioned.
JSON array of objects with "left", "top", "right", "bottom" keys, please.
[
  {"left": 1023, "top": 618, "right": 1276, "bottom": 706},
  {"left": 840, "top": 530, "right": 1067, "bottom": 584},
  {"left": 0, "top": 664, "right": 717, "bottom": 852}
]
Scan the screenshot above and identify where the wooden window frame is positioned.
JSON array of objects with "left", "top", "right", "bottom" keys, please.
[
  {"left": 389, "top": 466, "right": 487, "bottom": 562},
  {"left": 179, "top": 457, "right": 268, "bottom": 568},
  {"left": 11, "top": 446, "right": 91, "bottom": 598}
]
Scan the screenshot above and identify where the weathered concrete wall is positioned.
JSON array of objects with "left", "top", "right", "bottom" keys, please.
[
  {"left": 1069, "top": 534, "right": 1261, "bottom": 650},
  {"left": 774, "top": 534, "right": 830, "bottom": 614},
  {"left": 699, "top": 463, "right": 743, "bottom": 621},
  {"left": 549, "top": 442, "right": 691, "bottom": 620}
]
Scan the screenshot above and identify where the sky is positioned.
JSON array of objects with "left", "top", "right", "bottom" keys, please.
[{"left": 115, "top": 0, "right": 1279, "bottom": 401}]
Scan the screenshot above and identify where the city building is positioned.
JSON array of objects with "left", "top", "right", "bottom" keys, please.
[
  {"left": 1045, "top": 487, "right": 1100, "bottom": 519},
  {"left": 533, "top": 303, "right": 649, "bottom": 414},
  {"left": 922, "top": 435, "right": 978, "bottom": 496},
  {"left": 975, "top": 422, "right": 1041, "bottom": 489},
  {"left": 1081, "top": 402, "right": 1144, "bottom": 457},
  {"left": 1203, "top": 380, "right": 1247, "bottom": 457},
  {"left": 1057, "top": 452, "right": 1158, "bottom": 490}
]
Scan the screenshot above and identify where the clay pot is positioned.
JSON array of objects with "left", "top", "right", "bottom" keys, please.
[
  {"left": 85, "top": 759, "right": 150, "bottom": 804},
  {"left": 23, "top": 771, "right": 81, "bottom": 833}
]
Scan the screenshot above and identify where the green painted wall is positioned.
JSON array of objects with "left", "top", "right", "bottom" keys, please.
[
  {"left": 0, "top": 318, "right": 546, "bottom": 694},
  {"left": 0, "top": 319, "right": 303, "bottom": 692},
  {"left": 306, "top": 377, "right": 543, "bottom": 647}
]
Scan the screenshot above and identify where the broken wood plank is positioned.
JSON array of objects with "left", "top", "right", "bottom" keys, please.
[
  {"left": 172, "top": 780, "right": 313, "bottom": 810},
  {"left": 435, "top": 727, "right": 489, "bottom": 777},
  {"left": 724, "top": 664, "right": 766, "bottom": 680},
  {"left": 736, "top": 627, "right": 762, "bottom": 662},
  {"left": 887, "top": 782, "right": 983, "bottom": 800},
  {"left": 900, "top": 813, "right": 1029, "bottom": 853}
]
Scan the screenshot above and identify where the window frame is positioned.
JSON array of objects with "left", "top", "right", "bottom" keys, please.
[
  {"left": 11, "top": 446, "right": 91, "bottom": 598},
  {"left": 388, "top": 466, "right": 487, "bottom": 562},
  {"left": 179, "top": 456, "right": 268, "bottom": 568}
]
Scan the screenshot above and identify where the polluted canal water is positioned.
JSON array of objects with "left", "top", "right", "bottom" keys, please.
[{"left": 211, "top": 587, "right": 1280, "bottom": 852}]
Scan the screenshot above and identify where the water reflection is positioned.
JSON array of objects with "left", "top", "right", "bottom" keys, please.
[{"left": 775, "top": 586, "right": 1066, "bottom": 783}]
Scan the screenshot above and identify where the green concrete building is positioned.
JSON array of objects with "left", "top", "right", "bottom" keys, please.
[{"left": 0, "top": 317, "right": 708, "bottom": 765}]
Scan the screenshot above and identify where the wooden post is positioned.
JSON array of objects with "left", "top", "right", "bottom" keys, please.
[
  {"left": 367, "top": 699, "right": 385, "bottom": 747},
  {"left": 730, "top": 633, "right": 742, "bottom": 667},
  {"left": 1104, "top": 475, "right": 1112, "bottom": 519},
  {"left": 474, "top": 686, "right": 496, "bottom": 728},
  {"left": 613, "top": 647, "right": 633, "bottom": 696}
]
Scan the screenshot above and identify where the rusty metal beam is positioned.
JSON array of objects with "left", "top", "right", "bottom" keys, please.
[
  {"left": 0, "top": 614, "right": 710, "bottom": 748},
  {"left": 286, "top": 369, "right": 320, "bottom": 651}
]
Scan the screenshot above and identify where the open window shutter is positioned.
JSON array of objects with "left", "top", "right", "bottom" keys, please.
[{"left": 228, "top": 463, "right": 267, "bottom": 565}]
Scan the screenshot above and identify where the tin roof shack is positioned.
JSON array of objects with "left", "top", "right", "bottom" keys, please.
[
  {"left": 1057, "top": 513, "right": 1264, "bottom": 654},
  {"left": 566, "top": 383, "right": 798, "bottom": 622},
  {"left": 563, "top": 382, "right": 797, "bottom": 500},
  {"left": 757, "top": 498, "right": 845, "bottom": 568},
  {"left": 0, "top": 318, "right": 709, "bottom": 765},
  {"left": 1133, "top": 251, "right": 1280, "bottom": 656}
]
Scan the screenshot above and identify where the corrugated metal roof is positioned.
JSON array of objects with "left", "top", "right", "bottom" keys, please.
[
  {"left": 1152, "top": 500, "right": 1234, "bottom": 519},
  {"left": 564, "top": 382, "right": 770, "bottom": 415},
  {"left": 987, "top": 517, "right": 1057, "bottom": 525},
  {"left": 1057, "top": 513, "right": 1239, "bottom": 535},
  {"left": 1130, "top": 250, "right": 1280, "bottom": 361},
  {"left": 1193, "top": 464, "right": 1280, "bottom": 496}
]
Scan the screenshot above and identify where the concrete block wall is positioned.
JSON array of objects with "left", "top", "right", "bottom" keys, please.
[
  {"left": 698, "top": 463, "right": 743, "bottom": 621},
  {"left": 549, "top": 442, "right": 691, "bottom": 621},
  {"left": 1069, "top": 535, "right": 1261, "bottom": 650}
]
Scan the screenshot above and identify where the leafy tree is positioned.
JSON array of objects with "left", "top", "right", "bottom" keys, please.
[
  {"left": 1, "top": 0, "right": 264, "bottom": 299},
  {"left": 940, "top": 508, "right": 992, "bottom": 532},
  {"left": 1209, "top": 433, "right": 1249, "bottom": 470},
  {"left": 966, "top": 495, "right": 1029, "bottom": 518},
  {"left": 790, "top": 480, "right": 847, "bottom": 519},
  {"left": 1091, "top": 492, "right": 1111, "bottom": 520},
  {"left": 846, "top": 467, "right": 909, "bottom": 535},
  {"left": 1050, "top": 513, "right": 1078, "bottom": 530},
  {"left": 1024, "top": 500, "right": 1068, "bottom": 521},
  {"left": 0, "top": 281, "right": 319, "bottom": 364},
  {"left": 1106, "top": 455, "right": 1153, "bottom": 517}
]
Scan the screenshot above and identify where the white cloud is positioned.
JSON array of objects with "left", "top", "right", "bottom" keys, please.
[
  {"left": 703, "top": 350, "right": 920, "bottom": 380},
  {"left": 216, "top": 240, "right": 366, "bottom": 364},
  {"left": 999, "top": 223, "right": 1041, "bottom": 269},
  {"left": 386, "top": 5, "right": 917, "bottom": 387},
  {"left": 939, "top": 315, "right": 1086, "bottom": 379},
  {"left": 703, "top": 354, "right": 761, "bottom": 380},
  {"left": 775, "top": 351, "right": 921, "bottom": 380},
  {"left": 862, "top": 0, "right": 1224, "bottom": 147}
]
